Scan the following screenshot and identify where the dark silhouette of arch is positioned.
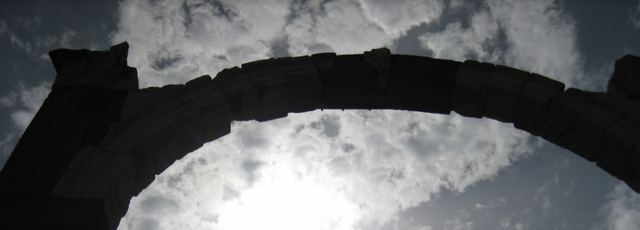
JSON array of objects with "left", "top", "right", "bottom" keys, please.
[{"left": 1, "top": 42, "right": 639, "bottom": 229}]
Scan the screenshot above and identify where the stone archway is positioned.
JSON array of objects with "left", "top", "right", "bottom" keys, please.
[{"left": 1, "top": 42, "right": 639, "bottom": 229}]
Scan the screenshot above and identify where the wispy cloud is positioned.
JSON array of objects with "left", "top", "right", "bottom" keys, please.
[
  {"left": 0, "top": 81, "right": 51, "bottom": 168},
  {"left": 601, "top": 182, "right": 640, "bottom": 230},
  {"left": 0, "top": 19, "right": 77, "bottom": 59},
  {"left": 109, "top": 0, "right": 590, "bottom": 229},
  {"left": 631, "top": 0, "right": 640, "bottom": 29},
  {"left": 421, "top": 0, "right": 586, "bottom": 88}
]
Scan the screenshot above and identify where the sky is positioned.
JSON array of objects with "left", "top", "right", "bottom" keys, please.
[{"left": 1, "top": 0, "right": 640, "bottom": 229}]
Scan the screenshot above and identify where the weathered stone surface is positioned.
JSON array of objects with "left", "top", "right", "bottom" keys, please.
[
  {"left": 542, "top": 88, "right": 599, "bottom": 148},
  {"left": 311, "top": 52, "right": 336, "bottom": 83},
  {"left": 565, "top": 102, "right": 623, "bottom": 162},
  {"left": 453, "top": 60, "right": 494, "bottom": 118},
  {"left": 185, "top": 75, "right": 213, "bottom": 93},
  {"left": 120, "top": 88, "right": 165, "bottom": 122},
  {"left": 129, "top": 144, "right": 157, "bottom": 195},
  {"left": 364, "top": 47, "right": 391, "bottom": 88},
  {"left": 243, "top": 61, "right": 290, "bottom": 121},
  {"left": 0, "top": 87, "right": 129, "bottom": 198},
  {"left": 213, "top": 67, "right": 259, "bottom": 120},
  {"left": 484, "top": 65, "right": 530, "bottom": 122},
  {"left": 0, "top": 197, "right": 110, "bottom": 230},
  {"left": 608, "top": 54, "right": 640, "bottom": 99},
  {"left": 50, "top": 42, "right": 138, "bottom": 91},
  {"left": 287, "top": 61, "right": 320, "bottom": 113},
  {"left": 202, "top": 100, "right": 231, "bottom": 142},
  {"left": 602, "top": 118, "right": 640, "bottom": 160},
  {"left": 324, "top": 54, "right": 379, "bottom": 109},
  {"left": 4, "top": 43, "right": 640, "bottom": 230},
  {"left": 387, "top": 55, "right": 459, "bottom": 114},
  {"left": 514, "top": 73, "right": 565, "bottom": 135}
]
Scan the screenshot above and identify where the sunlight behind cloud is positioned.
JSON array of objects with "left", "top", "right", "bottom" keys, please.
[{"left": 217, "top": 155, "right": 360, "bottom": 230}]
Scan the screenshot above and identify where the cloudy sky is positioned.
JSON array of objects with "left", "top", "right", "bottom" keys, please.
[{"left": 1, "top": 0, "right": 640, "bottom": 229}]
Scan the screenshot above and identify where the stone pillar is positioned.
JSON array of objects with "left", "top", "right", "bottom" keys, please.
[{"left": 0, "top": 42, "right": 137, "bottom": 230}]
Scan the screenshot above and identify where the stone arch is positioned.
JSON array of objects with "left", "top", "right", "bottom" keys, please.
[{"left": 1, "top": 42, "right": 639, "bottom": 229}]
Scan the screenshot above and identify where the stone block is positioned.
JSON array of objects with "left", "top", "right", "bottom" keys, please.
[
  {"left": 49, "top": 42, "right": 139, "bottom": 91},
  {"left": 624, "top": 177, "right": 640, "bottom": 193},
  {"left": 484, "top": 65, "right": 530, "bottom": 122},
  {"left": 185, "top": 75, "right": 213, "bottom": 92},
  {"left": 67, "top": 174, "right": 95, "bottom": 198},
  {"left": 324, "top": 55, "right": 378, "bottom": 109},
  {"left": 596, "top": 153, "right": 635, "bottom": 181},
  {"left": 243, "top": 67, "right": 290, "bottom": 121},
  {"left": 608, "top": 54, "right": 640, "bottom": 98},
  {"left": 576, "top": 102, "right": 624, "bottom": 136},
  {"left": 453, "top": 60, "right": 494, "bottom": 118},
  {"left": 81, "top": 173, "right": 112, "bottom": 199},
  {"left": 244, "top": 56, "right": 320, "bottom": 116},
  {"left": 101, "top": 185, "right": 122, "bottom": 227},
  {"left": 311, "top": 53, "right": 336, "bottom": 83},
  {"left": 541, "top": 89, "right": 598, "bottom": 147},
  {"left": 232, "top": 92, "right": 259, "bottom": 121},
  {"left": 287, "top": 67, "right": 320, "bottom": 113},
  {"left": 84, "top": 148, "right": 113, "bottom": 176},
  {"left": 364, "top": 48, "right": 391, "bottom": 88},
  {"left": 601, "top": 118, "right": 640, "bottom": 161},
  {"left": 119, "top": 88, "right": 165, "bottom": 122},
  {"left": 256, "top": 84, "right": 289, "bottom": 121},
  {"left": 514, "top": 73, "right": 565, "bottom": 136},
  {"left": 96, "top": 154, "right": 125, "bottom": 179},
  {"left": 202, "top": 100, "right": 231, "bottom": 142},
  {"left": 67, "top": 147, "right": 99, "bottom": 171},
  {"left": 149, "top": 124, "right": 182, "bottom": 174},
  {"left": 565, "top": 129, "right": 601, "bottom": 162},
  {"left": 564, "top": 102, "right": 623, "bottom": 162},
  {"left": 175, "top": 111, "right": 207, "bottom": 149},
  {"left": 629, "top": 136, "right": 640, "bottom": 166},
  {"left": 213, "top": 66, "right": 258, "bottom": 94},
  {"left": 129, "top": 145, "right": 157, "bottom": 195},
  {"left": 52, "top": 170, "right": 78, "bottom": 197},
  {"left": 245, "top": 56, "right": 315, "bottom": 77},
  {"left": 113, "top": 157, "right": 135, "bottom": 200},
  {"left": 386, "top": 55, "right": 459, "bottom": 114},
  {"left": 245, "top": 68, "right": 287, "bottom": 88}
]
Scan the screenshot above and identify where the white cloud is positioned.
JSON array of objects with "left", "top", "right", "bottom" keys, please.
[
  {"left": 0, "top": 19, "right": 77, "bottom": 58},
  {"left": 107, "top": 0, "right": 595, "bottom": 229},
  {"left": 0, "top": 92, "right": 17, "bottom": 107},
  {"left": 420, "top": 9, "right": 500, "bottom": 62},
  {"left": 1, "top": 82, "right": 51, "bottom": 131},
  {"left": 120, "top": 110, "right": 533, "bottom": 230},
  {"left": 112, "top": 0, "right": 446, "bottom": 87},
  {"left": 357, "top": 0, "right": 444, "bottom": 37},
  {"left": 17, "top": 16, "right": 43, "bottom": 31},
  {"left": 111, "top": 0, "right": 290, "bottom": 87},
  {"left": 601, "top": 182, "right": 640, "bottom": 230},
  {"left": 420, "top": 0, "right": 587, "bottom": 88}
]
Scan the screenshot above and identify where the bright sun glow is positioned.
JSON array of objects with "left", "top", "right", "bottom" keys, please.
[{"left": 217, "top": 157, "right": 360, "bottom": 230}]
